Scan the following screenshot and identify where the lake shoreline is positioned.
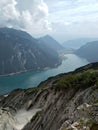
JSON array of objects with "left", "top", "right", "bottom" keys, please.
[
  {"left": 0, "top": 54, "right": 89, "bottom": 95},
  {"left": 0, "top": 61, "right": 62, "bottom": 78}
]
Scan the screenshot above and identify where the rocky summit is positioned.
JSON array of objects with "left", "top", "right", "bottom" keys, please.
[{"left": 0, "top": 62, "right": 98, "bottom": 130}]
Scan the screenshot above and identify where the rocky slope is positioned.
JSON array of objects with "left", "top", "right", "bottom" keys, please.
[
  {"left": 0, "top": 63, "right": 98, "bottom": 130},
  {"left": 75, "top": 41, "right": 98, "bottom": 62},
  {"left": 0, "top": 27, "right": 61, "bottom": 75}
]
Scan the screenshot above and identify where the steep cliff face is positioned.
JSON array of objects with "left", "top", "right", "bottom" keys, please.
[
  {"left": 0, "top": 28, "right": 61, "bottom": 75},
  {"left": 0, "top": 63, "right": 98, "bottom": 130}
]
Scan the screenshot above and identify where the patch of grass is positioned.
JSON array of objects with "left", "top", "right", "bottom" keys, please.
[
  {"left": 90, "top": 124, "right": 98, "bottom": 130},
  {"left": 25, "top": 86, "right": 47, "bottom": 95},
  {"left": 86, "top": 120, "right": 95, "bottom": 126},
  {"left": 25, "top": 87, "right": 39, "bottom": 95},
  {"left": 79, "top": 119, "right": 85, "bottom": 126},
  {"left": 92, "top": 93, "right": 97, "bottom": 100},
  {"left": 31, "top": 110, "right": 42, "bottom": 121}
]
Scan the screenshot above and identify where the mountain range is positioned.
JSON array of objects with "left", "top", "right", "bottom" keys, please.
[
  {"left": 0, "top": 27, "right": 63, "bottom": 75},
  {"left": 1, "top": 27, "right": 98, "bottom": 130},
  {"left": 75, "top": 41, "right": 98, "bottom": 62}
]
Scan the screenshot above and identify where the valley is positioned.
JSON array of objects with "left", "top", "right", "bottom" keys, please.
[{"left": 0, "top": 54, "right": 88, "bottom": 95}]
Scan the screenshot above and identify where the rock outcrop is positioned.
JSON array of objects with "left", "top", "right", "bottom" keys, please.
[{"left": 0, "top": 63, "right": 98, "bottom": 130}]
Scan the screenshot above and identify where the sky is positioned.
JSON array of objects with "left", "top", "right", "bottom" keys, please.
[{"left": 0, "top": 0, "right": 98, "bottom": 43}]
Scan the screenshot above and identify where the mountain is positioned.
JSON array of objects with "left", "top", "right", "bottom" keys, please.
[
  {"left": 75, "top": 41, "right": 98, "bottom": 62},
  {"left": 38, "top": 35, "right": 64, "bottom": 53},
  {"left": 0, "top": 28, "right": 61, "bottom": 75},
  {"left": 0, "top": 62, "right": 98, "bottom": 130},
  {"left": 63, "top": 38, "right": 98, "bottom": 49}
]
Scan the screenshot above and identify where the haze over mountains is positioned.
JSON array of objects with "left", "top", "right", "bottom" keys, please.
[
  {"left": 63, "top": 38, "right": 98, "bottom": 49},
  {"left": 0, "top": 27, "right": 63, "bottom": 75},
  {"left": 38, "top": 35, "right": 64, "bottom": 53},
  {"left": 75, "top": 41, "right": 98, "bottom": 62}
]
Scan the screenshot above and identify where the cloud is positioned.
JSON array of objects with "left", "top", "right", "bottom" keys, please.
[
  {"left": 3, "top": 3, "right": 20, "bottom": 20},
  {"left": 19, "top": 0, "right": 52, "bottom": 35},
  {"left": 44, "top": 0, "right": 98, "bottom": 42},
  {"left": 0, "top": 0, "right": 98, "bottom": 41},
  {"left": 0, "top": 0, "right": 17, "bottom": 6},
  {"left": 0, "top": 0, "right": 20, "bottom": 27},
  {"left": 0, "top": 0, "right": 51, "bottom": 35}
]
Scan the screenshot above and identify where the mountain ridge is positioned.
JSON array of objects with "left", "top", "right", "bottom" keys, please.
[
  {"left": 0, "top": 62, "right": 98, "bottom": 130},
  {"left": 0, "top": 27, "right": 61, "bottom": 75},
  {"left": 75, "top": 41, "right": 98, "bottom": 62},
  {"left": 38, "top": 34, "right": 64, "bottom": 53}
]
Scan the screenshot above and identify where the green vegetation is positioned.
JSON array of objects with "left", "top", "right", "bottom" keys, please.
[
  {"left": 25, "top": 87, "right": 39, "bottom": 95},
  {"left": 90, "top": 124, "right": 98, "bottom": 130},
  {"left": 31, "top": 111, "right": 42, "bottom": 121},
  {"left": 86, "top": 120, "right": 95, "bottom": 126},
  {"left": 54, "top": 71, "right": 98, "bottom": 91},
  {"left": 25, "top": 86, "right": 47, "bottom": 95},
  {"left": 79, "top": 119, "right": 97, "bottom": 129}
]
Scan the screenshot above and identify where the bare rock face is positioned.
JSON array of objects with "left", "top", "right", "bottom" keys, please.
[
  {"left": 59, "top": 99, "right": 98, "bottom": 130},
  {"left": 0, "top": 108, "right": 16, "bottom": 130},
  {"left": 0, "top": 63, "right": 98, "bottom": 130},
  {"left": 0, "top": 107, "right": 41, "bottom": 130},
  {"left": 23, "top": 87, "right": 98, "bottom": 130}
]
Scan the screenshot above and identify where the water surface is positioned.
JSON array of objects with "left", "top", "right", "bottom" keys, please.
[{"left": 0, "top": 54, "right": 89, "bottom": 95}]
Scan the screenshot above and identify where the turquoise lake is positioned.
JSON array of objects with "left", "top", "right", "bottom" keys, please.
[{"left": 0, "top": 54, "right": 89, "bottom": 95}]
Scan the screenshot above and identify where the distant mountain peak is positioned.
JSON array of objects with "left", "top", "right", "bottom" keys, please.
[
  {"left": 63, "top": 38, "right": 98, "bottom": 49},
  {"left": 75, "top": 41, "right": 98, "bottom": 62},
  {"left": 38, "top": 35, "right": 64, "bottom": 52},
  {"left": 39, "top": 35, "right": 55, "bottom": 41},
  {"left": 42, "top": 34, "right": 53, "bottom": 39}
]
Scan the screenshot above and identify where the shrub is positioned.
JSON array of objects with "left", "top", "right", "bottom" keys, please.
[
  {"left": 31, "top": 111, "right": 42, "bottom": 121},
  {"left": 54, "top": 71, "right": 98, "bottom": 91}
]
